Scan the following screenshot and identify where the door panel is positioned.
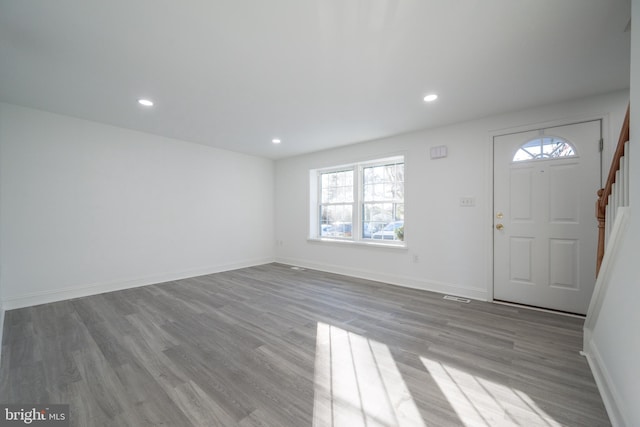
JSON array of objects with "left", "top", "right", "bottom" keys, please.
[
  {"left": 493, "top": 120, "right": 600, "bottom": 314},
  {"left": 549, "top": 239, "right": 578, "bottom": 289},
  {"left": 549, "top": 163, "right": 579, "bottom": 222},
  {"left": 510, "top": 168, "right": 533, "bottom": 221},
  {"left": 510, "top": 237, "right": 533, "bottom": 282}
]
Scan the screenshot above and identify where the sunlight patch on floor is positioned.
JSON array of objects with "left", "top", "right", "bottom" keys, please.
[
  {"left": 420, "top": 357, "right": 563, "bottom": 427},
  {"left": 312, "top": 322, "right": 426, "bottom": 427}
]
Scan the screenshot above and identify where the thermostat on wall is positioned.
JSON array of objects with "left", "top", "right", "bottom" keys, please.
[{"left": 430, "top": 145, "right": 448, "bottom": 159}]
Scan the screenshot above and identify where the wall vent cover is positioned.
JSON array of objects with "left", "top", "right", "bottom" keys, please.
[{"left": 443, "top": 295, "right": 471, "bottom": 303}]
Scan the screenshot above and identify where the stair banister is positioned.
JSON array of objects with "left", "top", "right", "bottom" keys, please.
[{"left": 596, "top": 104, "right": 630, "bottom": 276}]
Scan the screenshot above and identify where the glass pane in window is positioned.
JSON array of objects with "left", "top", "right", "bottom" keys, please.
[
  {"left": 363, "top": 163, "right": 404, "bottom": 201},
  {"left": 320, "top": 205, "right": 353, "bottom": 238},
  {"left": 320, "top": 170, "right": 353, "bottom": 203},
  {"left": 394, "top": 182, "right": 404, "bottom": 201},
  {"left": 513, "top": 137, "right": 576, "bottom": 162},
  {"left": 396, "top": 163, "right": 405, "bottom": 181},
  {"left": 362, "top": 203, "right": 404, "bottom": 241},
  {"left": 369, "top": 218, "right": 404, "bottom": 241},
  {"left": 363, "top": 183, "right": 375, "bottom": 201},
  {"left": 363, "top": 167, "right": 373, "bottom": 182},
  {"left": 373, "top": 184, "right": 384, "bottom": 199}
]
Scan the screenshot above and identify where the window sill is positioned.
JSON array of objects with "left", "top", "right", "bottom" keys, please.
[{"left": 307, "top": 237, "right": 408, "bottom": 250}]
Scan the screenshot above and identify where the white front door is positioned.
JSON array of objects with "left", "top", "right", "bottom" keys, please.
[{"left": 493, "top": 120, "right": 601, "bottom": 314}]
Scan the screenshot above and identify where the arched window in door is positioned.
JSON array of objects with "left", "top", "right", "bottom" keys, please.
[{"left": 513, "top": 136, "right": 577, "bottom": 162}]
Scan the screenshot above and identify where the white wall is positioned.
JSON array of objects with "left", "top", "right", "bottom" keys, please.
[
  {"left": 275, "top": 90, "right": 629, "bottom": 300},
  {"left": 585, "top": 1, "right": 640, "bottom": 425},
  {"left": 0, "top": 103, "right": 275, "bottom": 309}
]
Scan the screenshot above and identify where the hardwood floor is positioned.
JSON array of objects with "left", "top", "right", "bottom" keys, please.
[{"left": 0, "top": 263, "right": 610, "bottom": 426}]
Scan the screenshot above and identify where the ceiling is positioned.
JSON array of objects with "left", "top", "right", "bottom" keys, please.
[{"left": 0, "top": 1, "right": 631, "bottom": 159}]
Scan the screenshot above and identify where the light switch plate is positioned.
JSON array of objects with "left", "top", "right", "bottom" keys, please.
[{"left": 430, "top": 145, "right": 448, "bottom": 159}]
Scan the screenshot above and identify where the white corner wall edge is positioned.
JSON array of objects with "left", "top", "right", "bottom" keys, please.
[
  {"left": 275, "top": 256, "right": 488, "bottom": 301},
  {"left": 584, "top": 207, "right": 630, "bottom": 340},
  {"left": 1, "top": 257, "right": 274, "bottom": 310},
  {"left": 583, "top": 207, "right": 630, "bottom": 427},
  {"left": 584, "top": 343, "right": 627, "bottom": 427},
  {"left": 0, "top": 301, "right": 4, "bottom": 365}
]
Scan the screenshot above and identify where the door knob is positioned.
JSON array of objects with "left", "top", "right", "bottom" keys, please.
[{"left": 496, "top": 223, "right": 504, "bottom": 230}]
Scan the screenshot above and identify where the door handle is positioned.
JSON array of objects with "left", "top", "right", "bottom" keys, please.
[{"left": 496, "top": 223, "right": 504, "bottom": 230}]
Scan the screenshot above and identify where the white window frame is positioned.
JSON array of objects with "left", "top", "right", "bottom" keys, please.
[{"left": 309, "top": 155, "right": 405, "bottom": 247}]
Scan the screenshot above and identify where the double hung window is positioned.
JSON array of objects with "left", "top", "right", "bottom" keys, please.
[{"left": 312, "top": 156, "right": 405, "bottom": 245}]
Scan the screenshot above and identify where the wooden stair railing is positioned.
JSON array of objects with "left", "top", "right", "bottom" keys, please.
[{"left": 596, "top": 104, "right": 630, "bottom": 276}]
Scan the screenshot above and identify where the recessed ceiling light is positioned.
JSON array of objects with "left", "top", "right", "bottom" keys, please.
[
  {"left": 272, "top": 138, "right": 281, "bottom": 144},
  {"left": 423, "top": 94, "right": 438, "bottom": 102},
  {"left": 137, "top": 99, "right": 154, "bottom": 107}
]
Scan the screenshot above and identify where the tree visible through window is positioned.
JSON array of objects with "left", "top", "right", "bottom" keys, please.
[{"left": 513, "top": 137, "right": 576, "bottom": 162}]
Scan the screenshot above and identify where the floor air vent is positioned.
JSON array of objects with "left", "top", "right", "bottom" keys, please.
[
  {"left": 290, "top": 266, "right": 306, "bottom": 271},
  {"left": 443, "top": 295, "right": 471, "bottom": 303}
]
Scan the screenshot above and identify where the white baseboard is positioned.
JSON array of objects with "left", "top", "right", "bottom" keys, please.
[
  {"left": 275, "top": 256, "right": 488, "bottom": 301},
  {"left": 1, "top": 257, "right": 274, "bottom": 310},
  {"left": 584, "top": 341, "right": 628, "bottom": 427}
]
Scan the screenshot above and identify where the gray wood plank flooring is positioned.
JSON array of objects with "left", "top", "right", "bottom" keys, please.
[{"left": 0, "top": 263, "right": 610, "bottom": 426}]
